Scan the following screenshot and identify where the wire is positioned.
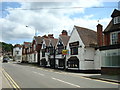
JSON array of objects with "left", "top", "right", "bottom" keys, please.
[{"left": 1, "top": 6, "right": 117, "bottom": 11}]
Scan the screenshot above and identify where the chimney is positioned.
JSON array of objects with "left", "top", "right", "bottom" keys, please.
[
  {"left": 62, "top": 30, "right": 68, "bottom": 36},
  {"left": 42, "top": 35, "right": 48, "bottom": 38},
  {"left": 97, "top": 24, "right": 103, "bottom": 47},
  {"left": 48, "top": 34, "right": 54, "bottom": 38}
]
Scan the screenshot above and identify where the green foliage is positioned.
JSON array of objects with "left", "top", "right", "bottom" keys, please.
[{"left": 0, "top": 42, "right": 13, "bottom": 52}]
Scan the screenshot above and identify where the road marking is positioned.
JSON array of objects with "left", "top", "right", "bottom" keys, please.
[
  {"left": 52, "top": 77, "right": 80, "bottom": 88},
  {"left": 33, "top": 71, "right": 45, "bottom": 76},
  {"left": 2, "top": 69, "right": 21, "bottom": 90}
]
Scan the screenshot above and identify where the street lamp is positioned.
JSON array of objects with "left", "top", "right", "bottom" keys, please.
[{"left": 26, "top": 25, "right": 37, "bottom": 36}]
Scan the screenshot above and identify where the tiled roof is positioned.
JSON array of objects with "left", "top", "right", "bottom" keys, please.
[
  {"left": 44, "top": 38, "right": 50, "bottom": 46},
  {"left": 34, "top": 36, "right": 43, "bottom": 44},
  {"left": 59, "top": 35, "right": 70, "bottom": 46},
  {"left": 50, "top": 38, "right": 58, "bottom": 47},
  {"left": 14, "top": 44, "right": 22, "bottom": 48},
  {"left": 104, "top": 20, "right": 120, "bottom": 33},
  {"left": 23, "top": 42, "right": 31, "bottom": 48},
  {"left": 75, "top": 25, "right": 97, "bottom": 46},
  {"left": 104, "top": 9, "right": 120, "bottom": 33},
  {"left": 111, "top": 9, "right": 120, "bottom": 18}
]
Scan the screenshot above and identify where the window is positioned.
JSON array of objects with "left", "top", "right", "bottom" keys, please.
[
  {"left": 42, "top": 49, "right": 45, "bottom": 57},
  {"left": 101, "top": 49, "right": 120, "bottom": 67},
  {"left": 57, "top": 46, "right": 64, "bottom": 54},
  {"left": 67, "top": 59, "right": 79, "bottom": 68},
  {"left": 43, "top": 44, "right": 46, "bottom": 49},
  {"left": 113, "top": 16, "right": 120, "bottom": 24},
  {"left": 16, "top": 51, "right": 19, "bottom": 54},
  {"left": 111, "top": 32, "right": 118, "bottom": 45},
  {"left": 71, "top": 47, "right": 78, "bottom": 55},
  {"left": 69, "top": 41, "right": 79, "bottom": 55},
  {"left": 49, "top": 47, "right": 54, "bottom": 55}
]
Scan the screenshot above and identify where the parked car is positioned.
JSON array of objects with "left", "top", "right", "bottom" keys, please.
[{"left": 2, "top": 57, "right": 9, "bottom": 63}]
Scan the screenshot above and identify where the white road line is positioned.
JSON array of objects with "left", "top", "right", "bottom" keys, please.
[
  {"left": 33, "top": 71, "right": 45, "bottom": 76},
  {"left": 52, "top": 77, "right": 80, "bottom": 88}
]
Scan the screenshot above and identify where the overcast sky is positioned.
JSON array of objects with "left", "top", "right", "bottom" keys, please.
[{"left": 0, "top": 0, "right": 120, "bottom": 45}]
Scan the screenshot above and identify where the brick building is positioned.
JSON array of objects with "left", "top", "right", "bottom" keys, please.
[{"left": 98, "top": 9, "right": 120, "bottom": 74}]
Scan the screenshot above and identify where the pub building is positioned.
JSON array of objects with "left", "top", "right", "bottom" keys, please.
[
  {"left": 48, "top": 38, "right": 58, "bottom": 68},
  {"left": 66, "top": 25, "right": 101, "bottom": 71},
  {"left": 55, "top": 30, "right": 70, "bottom": 69},
  {"left": 40, "top": 34, "right": 58, "bottom": 68},
  {"left": 40, "top": 36, "right": 51, "bottom": 67}
]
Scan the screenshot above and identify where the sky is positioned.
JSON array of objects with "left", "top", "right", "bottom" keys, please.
[{"left": 0, "top": 0, "right": 120, "bottom": 45}]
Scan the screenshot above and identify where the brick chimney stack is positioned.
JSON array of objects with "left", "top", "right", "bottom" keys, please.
[
  {"left": 62, "top": 30, "right": 68, "bottom": 35},
  {"left": 97, "top": 24, "right": 103, "bottom": 47},
  {"left": 42, "top": 35, "right": 48, "bottom": 38}
]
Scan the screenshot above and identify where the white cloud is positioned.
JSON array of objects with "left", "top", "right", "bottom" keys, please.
[{"left": 1, "top": 1, "right": 111, "bottom": 43}]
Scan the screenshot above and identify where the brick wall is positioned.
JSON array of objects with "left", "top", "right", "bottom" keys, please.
[
  {"left": 97, "top": 24, "right": 103, "bottom": 46},
  {"left": 101, "top": 67, "right": 120, "bottom": 74},
  {"left": 104, "top": 33, "right": 110, "bottom": 46}
]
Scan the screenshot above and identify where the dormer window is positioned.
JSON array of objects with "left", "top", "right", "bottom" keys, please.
[{"left": 113, "top": 16, "right": 120, "bottom": 24}]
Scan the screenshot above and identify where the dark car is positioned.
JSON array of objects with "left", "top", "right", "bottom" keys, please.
[{"left": 3, "top": 57, "right": 9, "bottom": 63}]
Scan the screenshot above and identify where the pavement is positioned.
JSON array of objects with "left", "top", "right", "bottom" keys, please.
[
  {"left": 84, "top": 74, "right": 120, "bottom": 84},
  {"left": 0, "top": 57, "right": 13, "bottom": 90}
]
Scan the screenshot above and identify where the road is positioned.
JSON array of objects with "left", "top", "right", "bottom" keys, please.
[{"left": 2, "top": 62, "right": 119, "bottom": 89}]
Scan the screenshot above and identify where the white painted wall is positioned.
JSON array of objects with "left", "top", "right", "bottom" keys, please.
[
  {"left": 13, "top": 47, "right": 22, "bottom": 62},
  {"left": 66, "top": 27, "right": 101, "bottom": 70},
  {"left": 94, "top": 49, "right": 101, "bottom": 69},
  {"left": 66, "top": 28, "right": 85, "bottom": 70}
]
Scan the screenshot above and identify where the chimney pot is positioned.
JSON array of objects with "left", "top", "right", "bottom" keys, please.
[{"left": 62, "top": 30, "right": 68, "bottom": 35}]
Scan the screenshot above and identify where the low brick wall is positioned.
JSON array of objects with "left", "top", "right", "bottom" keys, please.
[{"left": 101, "top": 67, "right": 120, "bottom": 75}]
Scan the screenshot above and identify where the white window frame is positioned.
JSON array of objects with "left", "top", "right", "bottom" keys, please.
[
  {"left": 110, "top": 31, "right": 119, "bottom": 45},
  {"left": 113, "top": 16, "right": 120, "bottom": 24}
]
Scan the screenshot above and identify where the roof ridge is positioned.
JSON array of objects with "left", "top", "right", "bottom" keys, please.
[{"left": 74, "top": 25, "right": 96, "bottom": 32}]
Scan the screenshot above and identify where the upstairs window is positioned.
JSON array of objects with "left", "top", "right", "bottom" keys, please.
[
  {"left": 42, "top": 49, "right": 45, "bottom": 57},
  {"left": 57, "top": 46, "right": 64, "bottom": 54},
  {"left": 113, "top": 16, "right": 120, "bottom": 24},
  {"left": 49, "top": 47, "right": 54, "bottom": 55},
  {"left": 16, "top": 51, "right": 19, "bottom": 54},
  {"left": 111, "top": 32, "right": 118, "bottom": 45},
  {"left": 69, "top": 41, "right": 79, "bottom": 55},
  {"left": 71, "top": 47, "right": 78, "bottom": 55}
]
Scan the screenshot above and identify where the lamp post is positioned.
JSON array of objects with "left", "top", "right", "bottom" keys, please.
[{"left": 26, "top": 26, "right": 37, "bottom": 36}]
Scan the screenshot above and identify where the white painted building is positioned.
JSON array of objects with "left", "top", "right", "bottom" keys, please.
[
  {"left": 55, "top": 30, "right": 70, "bottom": 69},
  {"left": 40, "top": 38, "right": 50, "bottom": 67},
  {"left": 66, "top": 26, "right": 101, "bottom": 70},
  {"left": 13, "top": 44, "right": 22, "bottom": 62}
]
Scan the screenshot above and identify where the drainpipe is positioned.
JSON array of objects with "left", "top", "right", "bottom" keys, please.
[
  {"left": 53, "top": 46, "right": 56, "bottom": 69},
  {"left": 64, "top": 46, "right": 66, "bottom": 70}
]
